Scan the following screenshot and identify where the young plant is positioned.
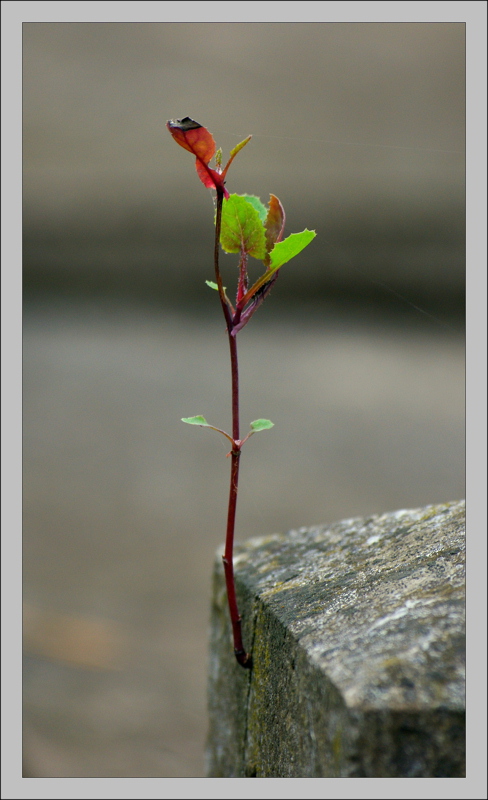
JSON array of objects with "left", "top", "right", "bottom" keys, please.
[{"left": 167, "top": 117, "right": 316, "bottom": 668}]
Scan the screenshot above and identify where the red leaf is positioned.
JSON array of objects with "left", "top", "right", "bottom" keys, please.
[
  {"left": 195, "top": 160, "right": 229, "bottom": 197},
  {"left": 264, "top": 194, "right": 285, "bottom": 265},
  {"left": 231, "top": 273, "right": 279, "bottom": 335},
  {"left": 166, "top": 117, "right": 215, "bottom": 160},
  {"left": 167, "top": 117, "right": 229, "bottom": 197}
]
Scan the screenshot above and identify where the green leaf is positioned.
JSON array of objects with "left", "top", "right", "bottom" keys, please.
[
  {"left": 205, "top": 280, "right": 226, "bottom": 291},
  {"left": 181, "top": 416, "right": 210, "bottom": 426},
  {"left": 182, "top": 416, "right": 234, "bottom": 444},
  {"left": 268, "top": 229, "right": 316, "bottom": 274},
  {"left": 220, "top": 194, "right": 267, "bottom": 259},
  {"left": 228, "top": 136, "right": 252, "bottom": 160},
  {"left": 250, "top": 419, "right": 274, "bottom": 432},
  {"left": 240, "top": 194, "right": 267, "bottom": 224},
  {"left": 240, "top": 228, "right": 316, "bottom": 305},
  {"left": 222, "top": 135, "right": 252, "bottom": 177}
]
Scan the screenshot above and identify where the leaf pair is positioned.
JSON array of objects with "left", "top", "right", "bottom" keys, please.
[
  {"left": 219, "top": 194, "right": 316, "bottom": 333},
  {"left": 166, "top": 117, "right": 251, "bottom": 199},
  {"left": 219, "top": 193, "right": 285, "bottom": 265},
  {"left": 181, "top": 415, "right": 274, "bottom": 446}
]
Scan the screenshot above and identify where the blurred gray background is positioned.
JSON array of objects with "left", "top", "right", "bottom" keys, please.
[{"left": 23, "top": 23, "right": 465, "bottom": 777}]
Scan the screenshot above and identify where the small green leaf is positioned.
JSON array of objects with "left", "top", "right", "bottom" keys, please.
[
  {"left": 228, "top": 136, "right": 252, "bottom": 160},
  {"left": 206, "top": 280, "right": 226, "bottom": 291},
  {"left": 250, "top": 419, "right": 274, "bottom": 432},
  {"left": 223, "top": 135, "right": 252, "bottom": 177},
  {"left": 181, "top": 416, "right": 234, "bottom": 444},
  {"left": 220, "top": 194, "right": 267, "bottom": 259},
  {"left": 241, "top": 228, "right": 316, "bottom": 305},
  {"left": 268, "top": 229, "right": 316, "bottom": 274}
]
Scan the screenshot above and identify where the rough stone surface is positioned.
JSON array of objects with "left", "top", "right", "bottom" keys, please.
[{"left": 206, "top": 500, "right": 465, "bottom": 777}]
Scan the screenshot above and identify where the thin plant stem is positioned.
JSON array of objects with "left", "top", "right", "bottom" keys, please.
[{"left": 214, "top": 188, "right": 252, "bottom": 669}]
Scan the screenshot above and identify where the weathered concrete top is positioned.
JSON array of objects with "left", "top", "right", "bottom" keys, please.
[
  {"left": 235, "top": 499, "right": 465, "bottom": 711},
  {"left": 207, "top": 500, "right": 465, "bottom": 777}
]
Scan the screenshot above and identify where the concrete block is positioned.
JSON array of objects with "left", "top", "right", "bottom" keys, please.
[{"left": 206, "top": 500, "right": 465, "bottom": 777}]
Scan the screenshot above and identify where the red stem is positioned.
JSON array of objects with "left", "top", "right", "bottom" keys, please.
[{"left": 214, "top": 189, "right": 252, "bottom": 669}]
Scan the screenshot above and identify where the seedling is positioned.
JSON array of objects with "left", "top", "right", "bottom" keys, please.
[{"left": 167, "top": 117, "right": 316, "bottom": 668}]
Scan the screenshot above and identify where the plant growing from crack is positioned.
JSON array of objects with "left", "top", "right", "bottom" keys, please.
[{"left": 167, "top": 117, "right": 316, "bottom": 668}]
